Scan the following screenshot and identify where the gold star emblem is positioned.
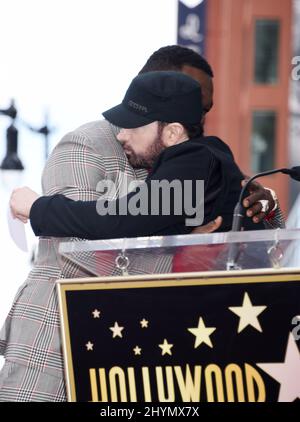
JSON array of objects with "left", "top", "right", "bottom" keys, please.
[
  {"left": 85, "top": 341, "right": 94, "bottom": 351},
  {"left": 228, "top": 292, "right": 267, "bottom": 333},
  {"left": 159, "top": 339, "right": 173, "bottom": 356},
  {"left": 133, "top": 346, "right": 142, "bottom": 355},
  {"left": 140, "top": 318, "right": 149, "bottom": 328},
  {"left": 92, "top": 309, "right": 101, "bottom": 318},
  {"left": 188, "top": 317, "right": 216, "bottom": 348},
  {"left": 109, "top": 321, "right": 124, "bottom": 338}
]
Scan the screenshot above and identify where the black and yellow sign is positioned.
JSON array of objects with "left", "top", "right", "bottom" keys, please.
[{"left": 57, "top": 270, "right": 300, "bottom": 402}]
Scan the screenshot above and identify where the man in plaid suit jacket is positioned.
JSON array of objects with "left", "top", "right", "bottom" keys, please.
[{"left": 0, "top": 46, "right": 283, "bottom": 401}]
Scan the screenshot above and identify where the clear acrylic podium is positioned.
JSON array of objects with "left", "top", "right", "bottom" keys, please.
[
  {"left": 57, "top": 229, "right": 300, "bottom": 402},
  {"left": 58, "top": 228, "right": 300, "bottom": 277}
]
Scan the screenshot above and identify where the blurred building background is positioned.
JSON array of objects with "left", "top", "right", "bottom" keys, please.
[
  {"left": 0, "top": 0, "right": 299, "bottom": 367},
  {"left": 178, "top": 0, "right": 299, "bottom": 215}
]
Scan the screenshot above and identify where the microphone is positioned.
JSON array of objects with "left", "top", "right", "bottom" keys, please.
[
  {"left": 281, "top": 166, "right": 300, "bottom": 181},
  {"left": 226, "top": 166, "right": 300, "bottom": 270}
]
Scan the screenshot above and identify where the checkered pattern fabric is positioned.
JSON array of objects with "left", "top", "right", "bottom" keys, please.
[
  {"left": 0, "top": 360, "right": 66, "bottom": 402},
  {"left": 0, "top": 120, "right": 154, "bottom": 401},
  {"left": 0, "top": 119, "right": 284, "bottom": 401}
]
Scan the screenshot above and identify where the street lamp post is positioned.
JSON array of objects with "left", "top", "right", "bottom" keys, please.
[
  {"left": 26, "top": 112, "right": 52, "bottom": 161},
  {"left": 0, "top": 100, "right": 24, "bottom": 171},
  {"left": 0, "top": 100, "right": 54, "bottom": 264},
  {"left": 1, "top": 100, "right": 54, "bottom": 172}
]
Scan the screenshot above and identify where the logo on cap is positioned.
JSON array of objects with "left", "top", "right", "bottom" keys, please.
[{"left": 128, "top": 100, "right": 148, "bottom": 114}]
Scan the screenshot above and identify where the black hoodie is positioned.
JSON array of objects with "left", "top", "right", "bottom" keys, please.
[{"left": 30, "top": 136, "right": 264, "bottom": 240}]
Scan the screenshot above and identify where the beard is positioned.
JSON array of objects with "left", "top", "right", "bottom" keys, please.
[{"left": 125, "top": 136, "right": 166, "bottom": 169}]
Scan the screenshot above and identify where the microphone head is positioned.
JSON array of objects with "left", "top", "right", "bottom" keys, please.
[
  {"left": 290, "top": 166, "right": 300, "bottom": 181},
  {"left": 283, "top": 166, "right": 300, "bottom": 181}
]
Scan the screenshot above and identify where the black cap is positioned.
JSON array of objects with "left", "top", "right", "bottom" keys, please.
[{"left": 102, "top": 71, "right": 203, "bottom": 128}]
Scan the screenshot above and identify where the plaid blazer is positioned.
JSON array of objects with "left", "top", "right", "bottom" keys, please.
[
  {"left": 0, "top": 120, "right": 173, "bottom": 388},
  {"left": 0, "top": 119, "right": 284, "bottom": 399}
]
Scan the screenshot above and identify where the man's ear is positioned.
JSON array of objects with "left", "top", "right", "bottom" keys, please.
[{"left": 162, "top": 123, "right": 187, "bottom": 147}]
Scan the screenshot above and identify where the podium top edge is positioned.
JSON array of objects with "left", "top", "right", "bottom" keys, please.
[{"left": 58, "top": 228, "right": 300, "bottom": 254}]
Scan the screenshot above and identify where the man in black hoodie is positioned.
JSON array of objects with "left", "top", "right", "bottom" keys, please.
[{"left": 10, "top": 71, "right": 264, "bottom": 239}]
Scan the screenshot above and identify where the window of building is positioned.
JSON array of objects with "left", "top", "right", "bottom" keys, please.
[
  {"left": 251, "top": 110, "right": 276, "bottom": 172},
  {"left": 254, "top": 19, "right": 280, "bottom": 84}
]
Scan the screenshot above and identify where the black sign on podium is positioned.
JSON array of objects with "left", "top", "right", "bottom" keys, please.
[{"left": 57, "top": 270, "right": 300, "bottom": 402}]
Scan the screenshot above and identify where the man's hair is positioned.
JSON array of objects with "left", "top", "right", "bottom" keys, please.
[
  {"left": 183, "top": 122, "right": 204, "bottom": 139},
  {"left": 139, "top": 45, "right": 214, "bottom": 78},
  {"left": 158, "top": 121, "right": 204, "bottom": 140}
]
